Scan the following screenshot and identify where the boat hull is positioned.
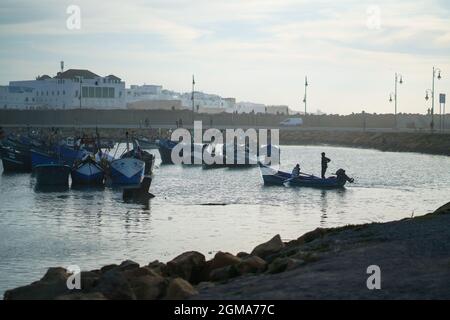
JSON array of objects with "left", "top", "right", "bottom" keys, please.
[
  {"left": 259, "top": 163, "right": 291, "bottom": 185},
  {"left": 110, "top": 158, "right": 145, "bottom": 185},
  {"left": 71, "top": 161, "right": 105, "bottom": 185},
  {"left": 287, "top": 176, "right": 346, "bottom": 188},
  {"left": 31, "top": 149, "right": 60, "bottom": 168},
  {"left": 157, "top": 139, "right": 178, "bottom": 164},
  {"left": 35, "top": 164, "right": 71, "bottom": 186},
  {"left": 0, "top": 145, "right": 31, "bottom": 172}
]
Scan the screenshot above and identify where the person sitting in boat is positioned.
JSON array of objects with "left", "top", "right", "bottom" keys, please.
[
  {"left": 321, "top": 152, "right": 331, "bottom": 179},
  {"left": 291, "top": 164, "right": 301, "bottom": 177}
]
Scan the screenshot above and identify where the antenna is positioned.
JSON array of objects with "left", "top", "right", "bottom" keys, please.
[{"left": 60, "top": 61, "right": 64, "bottom": 73}]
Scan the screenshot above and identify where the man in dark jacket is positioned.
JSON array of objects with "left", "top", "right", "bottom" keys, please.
[{"left": 321, "top": 152, "right": 330, "bottom": 179}]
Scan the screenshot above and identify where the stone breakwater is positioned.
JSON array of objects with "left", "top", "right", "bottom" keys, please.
[
  {"left": 280, "top": 131, "right": 450, "bottom": 156},
  {"left": 4, "top": 202, "right": 450, "bottom": 300}
]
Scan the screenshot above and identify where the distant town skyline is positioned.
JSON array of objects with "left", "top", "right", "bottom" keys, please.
[{"left": 1, "top": 0, "right": 449, "bottom": 115}]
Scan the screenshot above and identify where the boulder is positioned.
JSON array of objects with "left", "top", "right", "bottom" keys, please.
[
  {"left": 250, "top": 235, "right": 285, "bottom": 259},
  {"left": 148, "top": 260, "right": 167, "bottom": 275},
  {"left": 209, "top": 265, "right": 239, "bottom": 282},
  {"left": 95, "top": 270, "right": 136, "bottom": 300},
  {"left": 100, "top": 264, "right": 118, "bottom": 273},
  {"left": 123, "top": 266, "right": 160, "bottom": 280},
  {"left": 166, "top": 251, "right": 206, "bottom": 283},
  {"left": 235, "top": 255, "right": 267, "bottom": 275},
  {"left": 210, "top": 251, "right": 241, "bottom": 270},
  {"left": 55, "top": 292, "right": 107, "bottom": 300},
  {"left": 118, "top": 260, "right": 140, "bottom": 272},
  {"left": 128, "top": 275, "right": 167, "bottom": 300},
  {"left": 164, "top": 278, "right": 198, "bottom": 300},
  {"left": 4, "top": 267, "right": 70, "bottom": 300},
  {"left": 236, "top": 252, "right": 250, "bottom": 258},
  {"left": 80, "top": 271, "right": 101, "bottom": 291}
]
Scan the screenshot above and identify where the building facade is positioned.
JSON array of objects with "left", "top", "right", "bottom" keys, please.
[{"left": 2, "top": 69, "right": 126, "bottom": 109}]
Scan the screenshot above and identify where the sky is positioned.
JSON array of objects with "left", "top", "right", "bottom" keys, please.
[{"left": 0, "top": 0, "right": 449, "bottom": 114}]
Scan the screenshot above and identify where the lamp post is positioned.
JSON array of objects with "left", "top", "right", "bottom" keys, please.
[
  {"left": 425, "top": 67, "right": 442, "bottom": 131},
  {"left": 389, "top": 73, "right": 403, "bottom": 129},
  {"left": 303, "top": 76, "right": 308, "bottom": 116},
  {"left": 191, "top": 74, "right": 195, "bottom": 125}
]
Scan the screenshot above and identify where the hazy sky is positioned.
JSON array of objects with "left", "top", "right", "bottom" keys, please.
[{"left": 1, "top": 0, "right": 449, "bottom": 114}]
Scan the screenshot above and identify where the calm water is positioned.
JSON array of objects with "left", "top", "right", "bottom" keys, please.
[{"left": 1, "top": 145, "right": 449, "bottom": 295}]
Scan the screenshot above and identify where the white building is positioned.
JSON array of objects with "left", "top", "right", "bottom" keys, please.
[
  {"left": 2, "top": 68, "right": 126, "bottom": 109},
  {"left": 233, "top": 101, "right": 267, "bottom": 114}
]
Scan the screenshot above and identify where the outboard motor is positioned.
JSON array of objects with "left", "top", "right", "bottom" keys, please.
[{"left": 336, "top": 169, "right": 354, "bottom": 183}]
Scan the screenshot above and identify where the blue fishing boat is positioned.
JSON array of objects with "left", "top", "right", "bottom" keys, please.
[
  {"left": 0, "top": 143, "right": 32, "bottom": 172},
  {"left": 71, "top": 156, "right": 105, "bottom": 185},
  {"left": 157, "top": 139, "right": 178, "bottom": 164},
  {"left": 58, "top": 144, "right": 88, "bottom": 167},
  {"left": 258, "top": 163, "right": 354, "bottom": 188},
  {"left": 34, "top": 164, "right": 71, "bottom": 186},
  {"left": 258, "top": 162, "right": 291, "bottom": 185},
  {"left": 110, "top": 157, "right": 145, "bottom": 185},
  {"left": 31, "top": 148, "right": 61, "bottom": 168}
]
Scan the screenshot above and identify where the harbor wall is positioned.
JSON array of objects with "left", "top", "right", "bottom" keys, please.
[{"left": 1, "top": 109, "right": 449, "bottom": 130}]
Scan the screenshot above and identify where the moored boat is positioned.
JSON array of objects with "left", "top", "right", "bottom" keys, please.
[
  {"left": 0, "top": 144, "right": 32, "bottom": 172},
  {"left": 31, "top": 148, "right": 61, "bottom": 168},
  {"left": 34, "top": 164, "right": 71, "bottom": 186},
  {"left": 157, "top": 139, "right": 178, "bottom": 164},
  {"left": 71, "top": 156, "right": 105, "bottom": 185},
  {"left": 110, "top": 157, "right": 145, "bottom": 185}
]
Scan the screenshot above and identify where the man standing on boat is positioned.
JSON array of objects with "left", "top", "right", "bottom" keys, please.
[{"left": 321, "top": 152, "right": 330, "bottom": 179}]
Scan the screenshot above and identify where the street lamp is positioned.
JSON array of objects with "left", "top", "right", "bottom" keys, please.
[
  {"left": 425, "top": 67, "right": 442, "bottom": 131},
  {"left": 303, "top": 76, "right": 308, "bottom": 116},
  {"left": 388, "top": 72, "right": 403, "bottom": 129}
]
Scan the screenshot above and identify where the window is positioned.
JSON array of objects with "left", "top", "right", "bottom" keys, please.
[
  {"left": 63, "top": 90, "right": 65, "bottom": 95},
  {"left": 108, "top": 87, "right": 114, "bottom": 98},
  {"left": 75, "top": 90, "right": 78, "bottom": 97},
  {"left": 95, "top": 87, "right": 102, "bottom": 98},
  {"left": 102, "top": 87, "right": 108, "bottom": 98},
  {"left": 82, "top": 87, "right": 88, "bottom": 98},
  {"left": 89, "top": 87, "right": 95, "bottom": 98}
]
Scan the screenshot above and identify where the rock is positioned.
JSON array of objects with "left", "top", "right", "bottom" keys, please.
[
  {"left": 235, "top": 255, "right": 267, "bottom": 275},
  {"left": 210, "top": 251, "right": 241, "bottom": 270},
  {"left": 80, "top": 271, "right": 101, "bottom": 291},
  {"left": 95, "top": 270, "right": 136, "bottom": 300},
  {"left": 55, "top": 292, "right": 107, "bottom": 300},
  {"left": 123, "top": 266, "right": 160, "bottom": 280},
  {"left": 148, "top": 260, "right": 167, "bottom": 275},
  {"left": 267, "top": 257, "right": 301, "bottom": 274},
  {"left": 166, "top": 251, "right": 206, "bottom": 283},
  {"left": 236, "top": 252, "right": 250, "bottom": 258},
  {"left": 41, "top": 267, "right": 70, "bottom": 282},
  {"left": 100, "top": 264, "right": 118, "bottom": 273},
  {"left": 250, "top": 235, "right": 285, "bottom": 259},
  {"left": 4, "top": 267, "right": 70, "bottom": 300},
  {"left": 164, "top": 278, "right": 198, "bottom": 300},
  {"left": 209, "top": 265, "right": 239, "bottom": 282},
  {"left": 118, "top": 260, "right": 140, "bottom": 272},
  {"left": 296, "top": 228, "right": 327, "bottom": 245},
  {"left": 128, "top": 275, "right": 167, "bottom": 300}
]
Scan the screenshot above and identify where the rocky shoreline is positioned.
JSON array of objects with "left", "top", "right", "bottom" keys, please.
[{"left": 4, "top": 202, "right": 450, "bottom": 300}]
